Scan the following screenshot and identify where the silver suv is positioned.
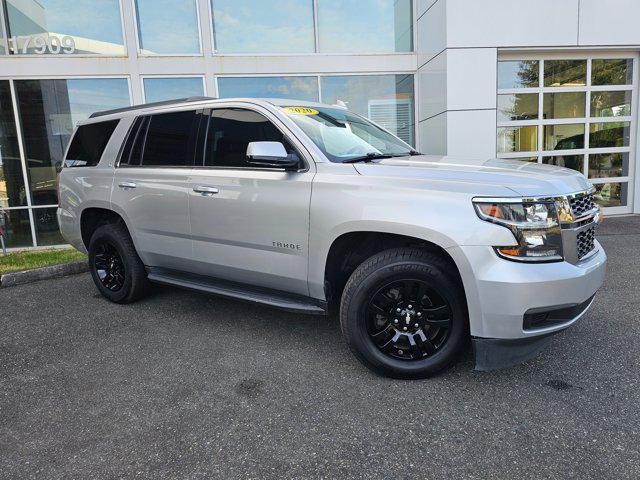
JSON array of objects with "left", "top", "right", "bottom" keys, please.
[{"left": 58, "top": 97, "right": 606, "bottom": 378}]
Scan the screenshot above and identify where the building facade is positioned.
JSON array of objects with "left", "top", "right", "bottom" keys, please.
[{"left": 0, "top": 0, "right": 638, "bottom": 249}]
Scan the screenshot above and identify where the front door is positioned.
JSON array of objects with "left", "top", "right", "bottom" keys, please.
[{"left": 188, "top": 107, "right": 314, "bottom": 296}]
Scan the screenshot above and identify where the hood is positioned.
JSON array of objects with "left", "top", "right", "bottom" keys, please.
[{"left": 353, "top": 155, "right": 592, "bottom": 197}]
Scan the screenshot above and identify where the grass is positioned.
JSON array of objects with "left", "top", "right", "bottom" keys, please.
[{"left": 0, "top": 249, "right": 86, "bottom": 275}]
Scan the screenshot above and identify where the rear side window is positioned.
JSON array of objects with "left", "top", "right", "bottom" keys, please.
[
  {"left": 65, "top": 120, "right": 119, "bottom": 167},
  {"left": 141, "top": 110, "right": 199, "bottom": 167}
]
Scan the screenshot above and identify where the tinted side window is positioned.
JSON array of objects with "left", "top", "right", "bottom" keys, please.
[
  {"left": 119, "top": 116, "right": 146, "bottom": 166},
  {"left": 142, "top": 110, "right": 198, "bottom": 167},
  {"left": 65, "top": 120, "right": 119, "bottom": 167},
  {"left": 204, "top": 109, "right": 298, "bottom": 168}
]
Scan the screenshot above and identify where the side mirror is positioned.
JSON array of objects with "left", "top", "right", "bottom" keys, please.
[{"left": 246, "top": 141, "right": 299, "bottom": 169}]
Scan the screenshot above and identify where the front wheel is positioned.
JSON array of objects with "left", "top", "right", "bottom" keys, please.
[{"left": 340, "top": 248, "right": 468, "bottom": 379}]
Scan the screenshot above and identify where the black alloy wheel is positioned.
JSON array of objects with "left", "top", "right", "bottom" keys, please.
[
  {"left": 93, "top": 241, "right": 126, "bottom": 292},
  {"left": 340, "top": 248, "right": 467, "bottom": 378},
  {"left": 367, "top": 279, "right": 452, "bottom": 361},
  {"left": 88, "top": 222, "right": 149, "bottom": 303}
]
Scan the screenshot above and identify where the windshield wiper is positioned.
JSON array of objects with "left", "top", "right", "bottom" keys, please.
[
  {"left": 342, "top": 153, "right": 396, "bottom": 164},
  {"left": 342, "top": 150, "right": 423, "bottom": 163}
]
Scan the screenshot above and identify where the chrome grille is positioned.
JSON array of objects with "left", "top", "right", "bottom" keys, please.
[
  {"left": 570, "top": 193, "right": 596, "bottom": 218},
  {"left": 576, "top": 226, "right": 596, "bottom": 260}
]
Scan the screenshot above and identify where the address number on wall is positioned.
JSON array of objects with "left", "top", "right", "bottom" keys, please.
[{"left": 8, "top": 35, "right": 76, "bottom": 54}]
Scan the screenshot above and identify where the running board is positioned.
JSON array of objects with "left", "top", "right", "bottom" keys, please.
[{"left": 147, "top": 268, "right": 327, "bottom": 315}]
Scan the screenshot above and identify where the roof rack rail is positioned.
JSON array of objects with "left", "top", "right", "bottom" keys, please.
[{"left": 89, "top": 96, "right": 217, "bottom": 119}]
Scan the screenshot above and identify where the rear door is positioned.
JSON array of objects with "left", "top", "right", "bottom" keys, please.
[
  {"left": 188, "top": 106, "right": 314, "bottom": 296},
  {"left": 111, "top": 109, "right": 203, "bottom": 270}
]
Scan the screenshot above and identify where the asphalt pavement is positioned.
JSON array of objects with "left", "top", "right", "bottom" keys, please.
[{"left": 1, "top": 216, "right": 639, "bottom": 479}]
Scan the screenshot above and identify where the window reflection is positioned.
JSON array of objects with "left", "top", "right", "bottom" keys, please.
[
  {"left": 592, "top": 59, "right": 633, "bottom": 86},
  {"left": 594, "top": 182, "right": 627, "bottom": 207},
  {"left": 33, "top": 207, "right": 64, "bottom": 245},
  {"left": 544, "top": 124, "right": 584, "bottom": 150},
  {"left": 217, "top": 76, "right": 319, "bottom": 102},
  {"left": 497, "top": 126, "right": 537, "bottom": 153},
  {"left": 590, "top": 91, "right": 632, "bottom": 118},
  {"left": 320, "top": 75, "right": 415, "bottom": 145},
  {"left": 14, "top": 79, "right": 130, "bottom": 206},
  {"left": 497, "top": 94, "right": 538, "bottom": 122},
  {"left": 543, "top": 92, "right": 585, "bottom": 119},
  {"left": 143, "top": 77, "right": 204, "bottom": 103},
  {"left": 0, "top": 81, "right": 27, "bottom": 209},
  {"left": 589, "top": 122, "right": 630, "bottom": 148},
  {"left": 317, "top": 0, "right": 412, "bottom": 52},
  {"left": 212, "top": 0, "right": 315, "bottom": 54},
  {"left": 588, "top": 153, "right": 628, "bottom": 179},
  {"left": 497, "top": 61, "right": 539, "bottom": 89},
  {"left": 6, "top": 0, "right": 125, "bottom": 55},
  {"left": 544, "top": 60, "right": 586, "bottom": 87},
  {"left": 0, "top": 208, "right": 33, "bottom": 248},
  {"left": 136, "top": 0, "right": 200, "bottom": 54}
]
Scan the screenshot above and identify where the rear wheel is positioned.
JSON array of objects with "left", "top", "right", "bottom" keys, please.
[
  {"left": 88, "top": 223, "right": 148, "bottom": 303},
  {"left": 340, "top": 248, "right": 467, "bottom": 379}
]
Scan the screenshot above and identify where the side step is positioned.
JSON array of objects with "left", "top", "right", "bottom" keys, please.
[{"left": 147, "top": 268, "right": 327, "bottom": 315}]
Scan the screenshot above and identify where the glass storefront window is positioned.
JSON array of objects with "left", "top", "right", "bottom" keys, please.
[
  {"left": 588, "top": 152, "right": 628, "bottom": 179},
  {"left": 497, "top": 94, "right": 538, "bottom": 122},
  {"left": 135, "top": 0, "right": 200, "bottom": 54},
  {"left": 217, "top": 76, "right": 319, "bottom": 102},
  {"left": 542, "top": 155, "right": 584, "bottom": 173},
  {"left": 0, "top": 208, "right": 33, "bottom": 248},
  {"left": 594, "top": 182, "right": 627, "bottom": 207},
  {"left": 5, "top": 0, "right": 125, "bottom": 55},
  {"left": 543, "top": 92, "right": 586, "bottom": 119},
  {"left": 317, "top": 0, "right": 412, "bottom": 53},
  {"left": 0, "top": 81, "right": 28, "bottom": 209},
  {"left": 544, "top": 124, "right": 584, "bottom": 150},
  {"left": 590, "top": 91, "right": 632, "bottom": 118},
  {"left": 211, "top": 0, "right": 315, "bottom": 54},
  {"left": 143, "top": 77, "right": 204, "bottom": 103},
  {"left": 33, "top": 207, "right": 64, "bottom": 245},
  {"left": 14, "top": 79, "right": 130, "bottom": 206},
  {"left": 497, "top": 61, "right": 539, "bottom": 89},
  {"left": 320, "top": 75, "right": 415, "bottom": 145},
  {"left": 592, "top": 59, "right": 633, "bottom": 86},
  {"left": 497, "top": 126, "right": 537, "bottom": 153},
  {"left": 589, "top": 122, "right": 630, "bottom": 148},
  {"left": 544, "top": 60, "right": 587, "bottom": 87}
]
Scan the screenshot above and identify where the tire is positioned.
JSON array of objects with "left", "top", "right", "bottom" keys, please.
[
  {"left": 340, "top": 248, "right": 468, "bottom": 379},
  {"left": 88, "top": 222, "right": 149, "bottom": 304}
]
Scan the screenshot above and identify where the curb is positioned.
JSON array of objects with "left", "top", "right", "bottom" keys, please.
[{"left": 0, "top": 260, "right": 89, "bottom": 288}]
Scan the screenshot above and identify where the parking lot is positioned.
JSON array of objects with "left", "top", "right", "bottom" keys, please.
[{"left": 1, "top": 216, "right": 639, "bottom": 479}]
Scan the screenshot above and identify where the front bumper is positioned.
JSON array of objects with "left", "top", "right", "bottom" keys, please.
[{"left": 447, "top": 241, "right": 606, "bottom": 368}]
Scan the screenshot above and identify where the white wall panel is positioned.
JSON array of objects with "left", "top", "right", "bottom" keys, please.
[
  {"left": 446, "top": 48, "right": 497, "bottom": 111},
  {"left": 446, "top": 0, "right": 579, "bottom": 48},
  {"left": 416, "top": 0, "right": 438, "bottom": 19},
  {"left": 417, "top": 0, "right": 446, "bottom": 68},
  {"left": 579, "top": 0, "right": 640, "bottom": 46},
  {"left": 446, "top": 109, "right": 497, "bottom": 159},
  {"left": 419, "top": 113, "right": 447, "bottom": 155},
  {"left": 418, "top": 50, "right": 446, "bottom": 121}
]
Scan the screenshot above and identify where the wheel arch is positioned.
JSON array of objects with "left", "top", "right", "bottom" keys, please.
[
  {"left": 320, "top": 228, "right": 464, "bottom": 312},
  {"left": 80, "top": 207, "right": 129, "bottom": 250}
]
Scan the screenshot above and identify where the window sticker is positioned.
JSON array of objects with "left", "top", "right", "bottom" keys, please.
[{"left": 282, "top": 106, "right": 318, "bottom": 115}]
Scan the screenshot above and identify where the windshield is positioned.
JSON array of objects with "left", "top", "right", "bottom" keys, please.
[{"left": 279, "top": 106, "right": 413, "bottom": 163}]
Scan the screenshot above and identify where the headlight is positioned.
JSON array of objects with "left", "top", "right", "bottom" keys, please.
[{"left": 473, "top": 200, "right": 563, "bottom": 262}]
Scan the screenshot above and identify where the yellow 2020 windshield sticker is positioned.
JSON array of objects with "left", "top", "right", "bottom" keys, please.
[{"left": 283, "top": 106, "right": 318, "bottom": 115}]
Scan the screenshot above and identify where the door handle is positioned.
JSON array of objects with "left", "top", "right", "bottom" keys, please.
[
  {"left": 118, "top": 181, "right": 137, "bottom": 189},
  {"left": 193, "top": 185, "right": 219, "bottom": 195}
]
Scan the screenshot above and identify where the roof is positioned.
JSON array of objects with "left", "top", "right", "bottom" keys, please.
[{"left": 84, "top": 97, "right": 348, "bottom": 123}]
